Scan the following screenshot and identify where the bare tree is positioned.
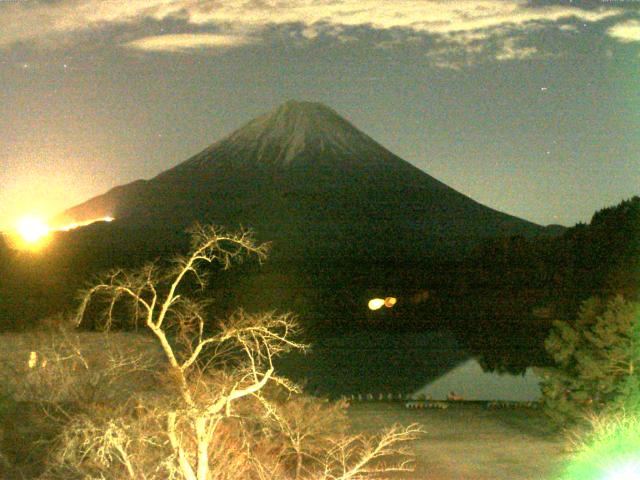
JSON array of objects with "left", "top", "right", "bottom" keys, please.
[{"left": 51, "top": 224, "right": 422, "bottom": 480}]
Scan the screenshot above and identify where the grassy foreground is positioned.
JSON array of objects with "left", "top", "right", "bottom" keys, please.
[{"left": 347, "top": 402, "right": 570, "bottom": 480}]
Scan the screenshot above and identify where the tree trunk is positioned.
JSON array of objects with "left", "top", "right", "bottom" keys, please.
[
  {"left": 196, "top": 416, "right": 210, "bottom": 480},
  {"left": 295, "top": 448, "right": 303, "bottom": 479},
  {"left": 168, "top": 412, "right": 197, "bottom": 480}
]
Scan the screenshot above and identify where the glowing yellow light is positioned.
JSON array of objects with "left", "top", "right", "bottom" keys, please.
[
  {"left": 28, "top": 351, "right": 37, "bottom": 369},
  {"left": 368, "top": 298, "right": 385, "bottom": 310},
  {"left": 16, "top": 216, "right": 50, "bottom": 244},
  {"left": 368, "top": 296, "right": 398, "bottom": 311},
  {"left": 384, "top": 297, "right": 397, "bottom": 308},
  {"left": 6, "top": 214, "right": 115, "bottom": 251},
  {"left": 57, "top": 216, "right": 115, "bottom": 231}
]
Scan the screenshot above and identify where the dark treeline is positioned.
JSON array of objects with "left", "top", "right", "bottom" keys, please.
[
  {"left": 0, "top": 196, "right": 638, "bottom": 373},
  {"left": 451, "top": 196, "right": 640, "bottom": 372}
]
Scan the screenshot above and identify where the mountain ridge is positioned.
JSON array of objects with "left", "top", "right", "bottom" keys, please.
[{"left": 54, "top": 100, "right": 551, "bottom": 262}]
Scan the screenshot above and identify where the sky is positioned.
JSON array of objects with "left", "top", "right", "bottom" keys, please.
[{"left": 0, "top": 0, "right": 638, "bottom": 231}]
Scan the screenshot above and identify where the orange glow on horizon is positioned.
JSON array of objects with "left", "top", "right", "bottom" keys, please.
[
  {"left": 6, "top": 215, "right": 115, "bottom": 251},
  {"left": 56, "top": 216, "right": 114, "bottom": 231},
  {"left": 16, "top": 216, "right": 50, "bottom": 245}
]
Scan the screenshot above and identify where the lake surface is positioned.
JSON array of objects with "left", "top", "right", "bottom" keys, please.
[
  {"left": 278, "top": 329, "right": 467, "bottom": 397},
  {"left": 277, "top": 329, "right": 542, "bottom": 400}
]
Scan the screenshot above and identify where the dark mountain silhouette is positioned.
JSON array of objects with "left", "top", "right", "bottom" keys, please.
[
  {"left": 0, "top": 101, "right": 574, "bottom": 384},
  {"left": 54, "top": 100, "right": 550, "bottom": 263}
]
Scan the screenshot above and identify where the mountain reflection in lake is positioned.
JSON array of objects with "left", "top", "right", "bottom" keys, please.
[
  {"left": 276, "top": 330, "right": 468, "bottom": 397},
  {"left": 277, "top": 329, "right": 543, "bottom": 400}
]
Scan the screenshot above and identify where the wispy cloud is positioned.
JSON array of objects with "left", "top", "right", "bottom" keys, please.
[
  {"left": 495, "top": 38, "right": 538, "bottom": 61},
  {"left": 0, "top": 0, "right": 627, "bottom": 64},
  {"left": 607, "top": 19, "right": 640, "bottom": 43},
  {"left": 125, "top": 33, "right": 253, "bottom": 52}
]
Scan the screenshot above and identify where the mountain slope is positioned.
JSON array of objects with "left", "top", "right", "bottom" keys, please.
[{"left": 55, "top": 100, "right": 547, "bottom": 262}]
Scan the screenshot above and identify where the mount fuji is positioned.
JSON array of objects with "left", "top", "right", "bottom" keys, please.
[{"left": 54, "top": 100, "right": 548, "bottom": 263}]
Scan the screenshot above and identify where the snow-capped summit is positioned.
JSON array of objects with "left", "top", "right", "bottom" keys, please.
[{"left": 166, "top": 100, "right": 397, "bottom": 171}]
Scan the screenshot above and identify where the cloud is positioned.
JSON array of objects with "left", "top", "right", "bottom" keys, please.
[
  {"left": 425, "top": 39, "right": 487, "bottom": 71},
  {"left": 0, "top": 0, "right": 624, "bottom": 46},
  {"left": 558, "top": 24, "right": 578, "bottom": 33},
  {"left": 125, "top": 33, "right": 252, "bottom": 52},
  {"left": 607, "top": 19, "right": 640, "bottom": 43},
  {"left": 495, "top": 38, "right": 538, "bottom": 61},
  {"left": 0, "top": 0, "right": 627, "bottom": 68},
  {"left": 171, "top": 1, "right": 621, "bottom": 36}
]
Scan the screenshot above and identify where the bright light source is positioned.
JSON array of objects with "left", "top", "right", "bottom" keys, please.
[
  {"left": 602, "top": 460, "right": 640, "bottom": 480},
  {"left": 384, "top": 297, "right": 397, "bottom": 308},
  {"left": 28, "top": 351, "right": 37, "bottom": 369},
  {"left": 562, "top": 411, "right": 640, "bottom": 480},
  {"left": 57, "top": 216, "right": 115, "bottom": 231},
  {"left": 15, "top": 216, "right": 50, "bottom": 244},
  {"left": 7, "top": 214, "right": 116, "bottom": 251},
  {"left": 368, "top": 298, "right": 385, "bottom": 310},
  {"left": 368, "top": 297, "right": 397, "bottom": 310}
]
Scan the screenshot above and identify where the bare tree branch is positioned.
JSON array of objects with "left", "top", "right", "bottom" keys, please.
[{"left": 60, "top": 225, "right": 421, "bottom": 480}]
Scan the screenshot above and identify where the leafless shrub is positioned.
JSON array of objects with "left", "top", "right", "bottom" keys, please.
[
  {"left": 318, "top": 423, "right": 423, "bottom": 480},
  {"left": 0, "top": 325, "right": 161, "bottom": 406},
  {"left": 40, "top": 225, "right": 422, "bottom": 480}
]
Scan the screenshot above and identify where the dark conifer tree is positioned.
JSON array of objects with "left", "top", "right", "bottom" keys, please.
[{"left": 538, "top": 295, "right": 640, "bottom": 426}]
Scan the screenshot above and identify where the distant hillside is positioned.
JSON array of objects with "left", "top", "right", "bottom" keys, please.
[{"left": 450, "top": 196, "right": 640, "bottom": 372}]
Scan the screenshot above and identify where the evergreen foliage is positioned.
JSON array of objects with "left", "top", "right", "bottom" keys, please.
[
  {"left": 466, "top": 196, "right": 640, "bottom": 372},
  {"left": 537, "top": 295, "right": 640, "bottom": 426}
]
